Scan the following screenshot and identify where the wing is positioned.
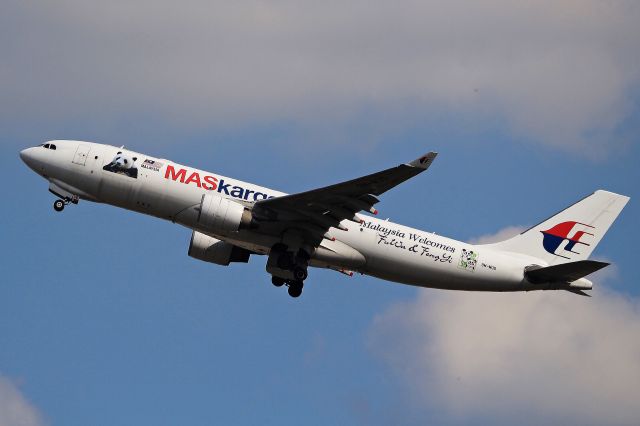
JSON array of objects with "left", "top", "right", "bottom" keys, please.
[{"left": 252, "top": 152, "right": 437, "bottom": 245}]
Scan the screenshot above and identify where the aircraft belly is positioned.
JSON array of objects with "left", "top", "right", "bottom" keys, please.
[
  {"left": 365, "top": 257, "right": 524, "bottom": 291},
  {"left": 345, "top": 222, "right": 526, "bottom": 291}
]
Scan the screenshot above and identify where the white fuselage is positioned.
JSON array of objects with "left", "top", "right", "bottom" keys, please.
[{"left": 21, "top": 140, "right": 552, "bottom": 292}]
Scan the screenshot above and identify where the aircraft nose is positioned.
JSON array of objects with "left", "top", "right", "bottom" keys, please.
[
  {"left": 20, "top": 147, "right": 37, "bottom": 169},
  {"left": 20, "top": 148, "right": 30, "bottom": 162}
]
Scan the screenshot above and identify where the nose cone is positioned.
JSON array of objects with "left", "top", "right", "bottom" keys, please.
[
  {"left": 20, "top": 147, "right": 39, "bottom": 171},
  {"left": 20, "top": 147, "right": 32, "bottom": 162}
]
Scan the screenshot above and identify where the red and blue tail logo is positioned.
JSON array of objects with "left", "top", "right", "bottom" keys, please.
[{"left": 541, "top": 221, "right": 594, "bottom": 259}]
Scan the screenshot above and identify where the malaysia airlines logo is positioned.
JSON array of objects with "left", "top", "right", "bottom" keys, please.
[{"left": 541, "top": 221, "right": 595, "bottom": 259}]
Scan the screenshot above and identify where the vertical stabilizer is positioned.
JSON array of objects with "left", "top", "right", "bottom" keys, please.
[{"left": 486, "top": 190, "right": 629, "bottom": 265}]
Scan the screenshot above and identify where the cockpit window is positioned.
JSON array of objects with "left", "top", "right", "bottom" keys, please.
[
  {"left": 42, "top": 143, "right": 56, "bottom": 150},
  {"left": 44, "top": 143, "right": 50, "bottom": 148},
  {"left": 50, "top": 144, "right": 56, "bottom": 150}
]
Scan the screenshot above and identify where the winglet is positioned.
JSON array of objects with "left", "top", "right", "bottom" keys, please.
[{"left": 408, "top": 152, "right": 438, "bottom": 169}]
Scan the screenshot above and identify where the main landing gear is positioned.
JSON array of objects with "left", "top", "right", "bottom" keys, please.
[
  {"left": 268, "top": 244, "right": 309, "bottom": 298},
  {"left": 271, "top": 276, "right": 304, "bottom": 298},
  {"left": 287, "top": 281, "right": 303, "bottom": 298}
]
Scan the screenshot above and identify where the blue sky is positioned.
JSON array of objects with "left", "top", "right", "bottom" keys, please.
[{"left": 1, "top": 1, "right": 639, "bottom": 425}]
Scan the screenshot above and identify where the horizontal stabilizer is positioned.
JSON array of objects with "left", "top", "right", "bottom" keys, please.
[
  {"left": 525, "top": 260, "right": 609, "bottom": 284},
  {"left": 566, "top": 288, "right": 592, "bottom": 297}
]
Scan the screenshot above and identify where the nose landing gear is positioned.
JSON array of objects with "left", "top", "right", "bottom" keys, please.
[
  {"left": 52, "top": 195, "right": 78, "bottom": 212},
  {"left": 53, "top": 199, "right": 65, "bottom": 212}
]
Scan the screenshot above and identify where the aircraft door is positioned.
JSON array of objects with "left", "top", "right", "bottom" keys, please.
[{"left": 73, "top": 144, "right": 91, "bottom": 165}]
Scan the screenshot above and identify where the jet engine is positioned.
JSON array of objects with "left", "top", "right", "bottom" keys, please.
[
  {"left": 188, "top": 231, "right": 251, "bottom": 266},
  {"left": 197, "top": 193, "right": 252, "bottom": 234}
]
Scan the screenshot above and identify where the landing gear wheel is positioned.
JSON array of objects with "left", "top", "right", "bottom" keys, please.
[
  {"left": 287, "top": 281, "right": 304, "bottom": 298},
  {"left": 293, "top": 266, "right": 308, "bottom": 281},
  {"left": 271, "top": 276, "right": 285, "bottom": 287},
  {"left": 53, "top": 199, "right": 65, "bottom": 212}
]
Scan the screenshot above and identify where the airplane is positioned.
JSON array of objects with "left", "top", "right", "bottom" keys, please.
[{"left": 20, "top": 140, "right": 629, "bottom": 298}]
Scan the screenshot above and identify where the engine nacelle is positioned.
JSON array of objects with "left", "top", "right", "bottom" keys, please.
[
  {"left": 188, "top": 231, "right": 251, "bottom": 266},
  {"left": 197, "top": 193, "right": 252, "bottom": 234}
]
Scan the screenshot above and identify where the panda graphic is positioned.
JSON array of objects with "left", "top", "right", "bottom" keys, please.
[
  {"left": 458, "top": 248, "right": 478, "bottom": 272},
  {"left": 102, "top": 151, "right": 139, "bottom": 178}
]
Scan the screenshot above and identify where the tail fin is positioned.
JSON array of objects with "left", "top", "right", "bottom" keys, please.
[{"left": 487, "top": 190, "right": 629, "bottom": 265}]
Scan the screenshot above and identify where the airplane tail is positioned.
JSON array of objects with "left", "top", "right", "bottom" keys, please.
[{"left": 486, "top": 190, "right": 629, "bottom": 265}]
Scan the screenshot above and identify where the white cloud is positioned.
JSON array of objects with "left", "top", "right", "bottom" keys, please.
[
  {"left": 2, "top": 0, "right": 639, "bottom": 150},
  {"left": 369, "top": 226, "right": 640, "bottom": 425},
  {"left": 0, "top": 375, "right": 45, "bottom": 426},
  {"left": 469, "top": 226, "right": 527, "bottom": 244}
]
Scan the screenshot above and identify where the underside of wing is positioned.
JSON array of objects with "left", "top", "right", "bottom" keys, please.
[{"left": 251, "top": 151, "right": 437, "bottom": 245}]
